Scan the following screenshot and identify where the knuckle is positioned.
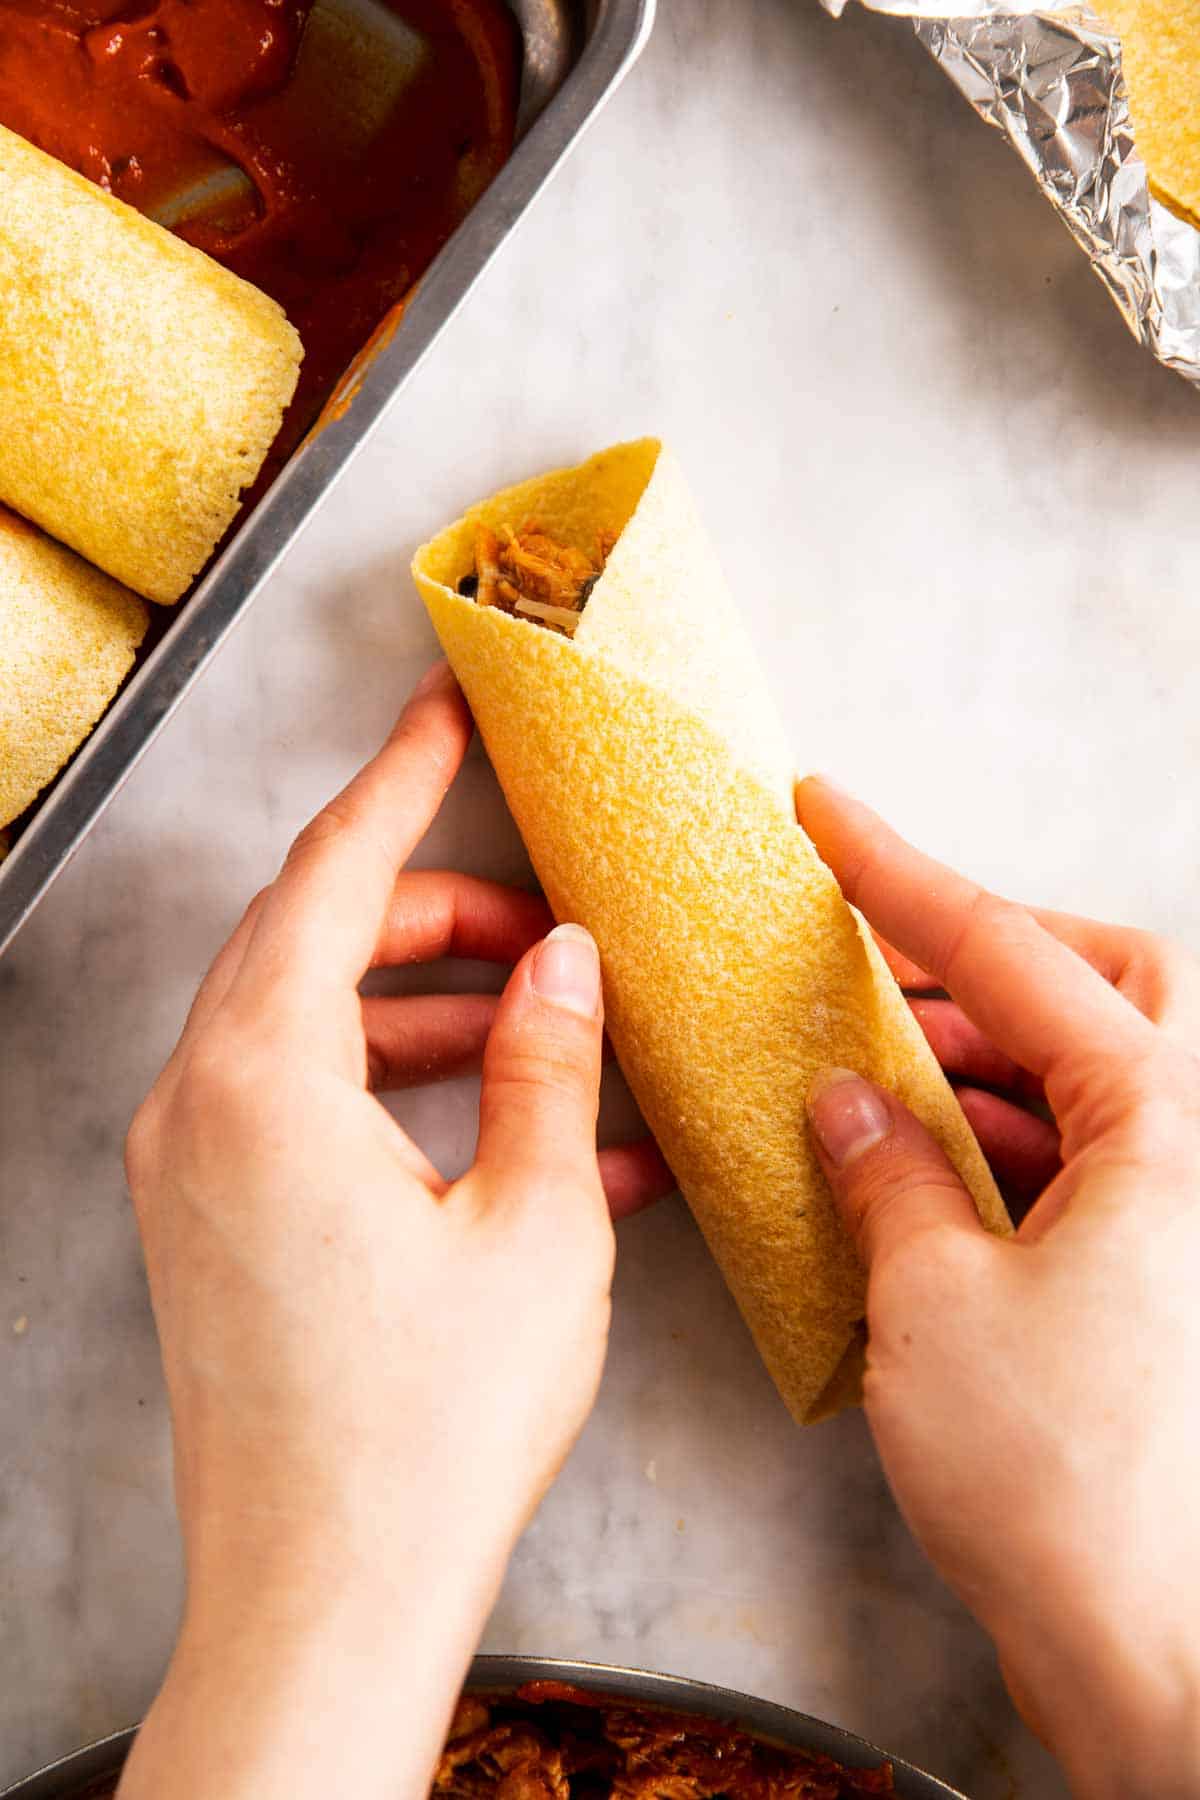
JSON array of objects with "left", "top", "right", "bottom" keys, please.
[
  {"left": 1124, "top": 930, "right": 1200, "bottom": 1019},
  {"left": 288, "top": 800, "right": 357, "bottom": 864},
  {"left": 491, "top": 1172, "right": 614, "bottom": 1281},
  {"left": 1127, "top": 925, "right": 1170, "bottom": 966},
  {"left": 829, "top": 836, "right": 875, "bottom": 908},
  {"left": 488, "top": 1056, "right": 593, "bottom": 1114},
  {"left": 869, "top": 1204, "right": 986, "bottom": 1299},
  {"left": 364, "top": 1044, "right": 388, "bottom": 1092},
  {"left": 240, "top": 886, "right": 271, "bottom": 930},
  {"left": 852, "top": 1133, "right": 950, "bottom": 1204},
  {"left": 503, "top": 1008, "right": 600, "bottom": 1078},
  {"left": 284, "top": 795, "right": 396, "bottom": 895},
  {"left": 124, "top": 1092, "right": 162, "bottom": 1194},
  {"left": 389, "top": 713, "right": 456, "bottom": 784},
  {"left": 177, "top": 1034, "right": 238, "bottom": 1105},
  {"left": 396, "top": 871, "right": 459, "bottom": 960},
  {"left": 942, "top": 889, "right": 1020, "bottom": 988},
  {"left": 1120, "top": 1036, "right": 1183, "bottom": 1102},
  {"left": 1059, "top": 1038, "right": 1200, "bottom": 1163},
  {"left": 853, "top": 1162, "right": 940, "bottom": 1240},
  {"left": 839, "top": 1133, "right": 983, "bottom": 1265},
  {"left": 1051, "top": 1043, "right": 1153, "bottom": 1145},
  {"left": 174, "top": 1026, "right": 276, "bottom": 1139},
  {"left": 1131, "top": 1051, "right": 1200, "bottom": 1142},
  {"left": 822, "top": 814, "right": 912, "bottom": 919}
]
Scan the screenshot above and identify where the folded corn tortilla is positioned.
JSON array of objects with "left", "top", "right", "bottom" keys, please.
[
  {"left": 0, "top": 124, "right": 302, "bottom": 604},
  {"left": 1099, "top": 2, "right": 1200, "bottom": 225},
  {"left": 0, "top": 505, "right": 148, "bottom": 828},
  {"left": 413, "top": 440, "right": 1010, "bottom": 1423}
]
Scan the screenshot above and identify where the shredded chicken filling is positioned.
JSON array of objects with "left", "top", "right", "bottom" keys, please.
[
  {"left": 434, "top": 1685, "right": 895, "bottom": 1800},
  {"left": 458, "top": 522, "right": 616, "bottom": 636},
  {"left": 84, "top": 1685, "right": 894, "bottom": 1800}
]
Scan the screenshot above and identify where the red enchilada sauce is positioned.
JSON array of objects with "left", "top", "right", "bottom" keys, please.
[{"left": 0, "top": 0, "right": 518, "bottom": 457}]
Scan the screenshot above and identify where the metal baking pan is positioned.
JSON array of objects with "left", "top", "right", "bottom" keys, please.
[
  {"left": 0, "top": 0, "right": 654, "bottom": 959},
  {"left": 0, "top": 1654, "right": 965, "bottom": 1798}
]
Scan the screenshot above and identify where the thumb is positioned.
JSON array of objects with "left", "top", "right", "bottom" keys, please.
[
  {"left": 806, "top": 1068, "right": 987, "bottom": 1269},
  {"left": 475, "top": 923, "right": 605, "bottom": 1193}
]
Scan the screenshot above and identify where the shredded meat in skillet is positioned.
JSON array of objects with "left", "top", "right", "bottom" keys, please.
[
  {"left": 82, "top": 1681, "right": 895, "bottom": 1800},
  {"left": 433, "top": 1683, "right": 895, "bottom": 1800}
]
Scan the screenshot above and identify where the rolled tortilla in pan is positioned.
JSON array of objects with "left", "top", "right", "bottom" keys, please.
[
  {"left": 0, "top": 506, "right": 148, "bottom": 829},
  {"left": 0, "top": 124, "right": 302, "bottom": 604},
  {"left": 414, "top": 440, "right": 1010, "bottom": 1424}
]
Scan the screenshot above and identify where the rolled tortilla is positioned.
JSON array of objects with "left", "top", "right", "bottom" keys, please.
[
  {"left": 0, "top": 506, "right": 148, "bottom": 829},
  {"left": 0, "top": 124, "right": 302, "bottom": 604},
  {"left": 413, "top": 441, "right": 1010, "bottom": 1423}
]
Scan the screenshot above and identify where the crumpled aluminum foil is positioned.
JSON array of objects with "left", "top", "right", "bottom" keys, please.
[{"left": 819, "top": 0, "right": 1200, "bottom": 383}]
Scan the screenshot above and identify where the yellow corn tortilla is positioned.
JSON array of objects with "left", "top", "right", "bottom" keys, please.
[
  {"left": 0, "top": 505, "right": 148, "bottom": 829},
  {"left": 0, "top": 124, "right": 302, "bottom": 605},
  {"left": 1099, "top": 2, "right": 1200, "bottom": 226},
  {"left": 413, "top": 440, "right": 1010, "bottom": 1425}
]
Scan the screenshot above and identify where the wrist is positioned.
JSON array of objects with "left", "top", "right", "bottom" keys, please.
[
  {"left": 119, "top": 1515, "right": 515, "bottom": 1800},
  {"left": 1055, "top": 1681, "right": 1200, "bottom": 1800},
  {"left": 996, "top": 1612, "right": 1200, "bottom": 1800}
]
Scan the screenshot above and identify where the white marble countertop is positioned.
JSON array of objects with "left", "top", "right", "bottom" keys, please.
[{"left": 4, "top": 0, "right": 1199, "bottom": 1792}]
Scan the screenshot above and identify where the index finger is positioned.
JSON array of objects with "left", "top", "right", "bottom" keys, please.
[
  {"left": 240, "top": 663, "right": 473, "bottom": 995},
  {"left": 795, "top": 776, "right": 1156, "bottom": 1084}
]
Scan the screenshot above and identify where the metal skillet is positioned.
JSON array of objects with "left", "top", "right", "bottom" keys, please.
[{"left": 0, "top": 1655, "right": 966, "bottom": 1799}]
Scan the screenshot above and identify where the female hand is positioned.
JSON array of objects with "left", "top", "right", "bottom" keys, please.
[
  {"left": 119, "top": 664, "right": 670, "bottom": 1800},
  {"left": 797, "top": 777, "right": 1200, "bottom": 1800}
]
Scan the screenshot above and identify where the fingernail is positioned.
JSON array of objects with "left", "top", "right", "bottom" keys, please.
[
  {"left": 411, "top": 660, "right": 451, "bottom": 700},
  {"left": 808, "top": 771, "right": 852, "bottom": 796},
  {"left": 807, "top": 1069, "right": 891, "bottom": 1168},
  {"left": 532, "top": 924, "right": 600, "bottom": 1017}
]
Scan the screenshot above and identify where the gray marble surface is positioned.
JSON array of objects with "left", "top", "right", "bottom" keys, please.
[{"left": 4, "top": 0, "right": 1200, "bottom": 1792}]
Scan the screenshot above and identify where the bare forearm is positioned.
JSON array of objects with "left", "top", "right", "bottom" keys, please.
[
  {"left": 992, "top": 1605, "right": 1200, "bottom": 1800},
  {"left": 118, "top": 1534, "right": 511, "bottom": 1800}
]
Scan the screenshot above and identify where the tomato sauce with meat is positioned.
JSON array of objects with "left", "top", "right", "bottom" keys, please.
[{"left": 0, "top": 0, "right": 518, "bottom": 460}]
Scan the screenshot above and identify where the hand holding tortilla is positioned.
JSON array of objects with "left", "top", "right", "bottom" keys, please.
[
  {"left": 797, "top": 776, "right": 1200, "bottom": 1800},
  {"left": 118, "top": 660, "right": 1200, "bottom": 1800},
  {"left": 119, "top": 670, "right": 668, "bottom": 1800},
  {"left": 413, "top": 441, "right": 1010, "bottom": 1423}
]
